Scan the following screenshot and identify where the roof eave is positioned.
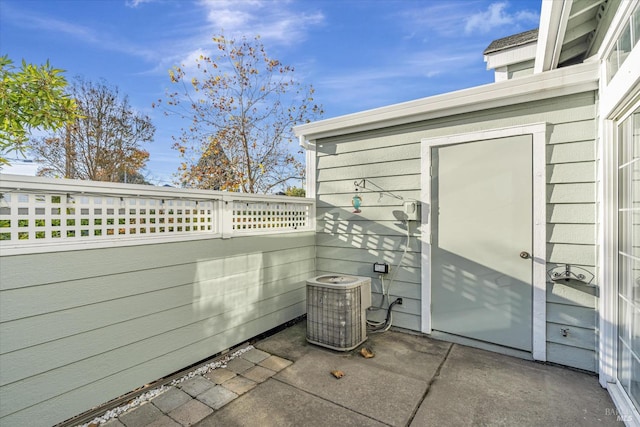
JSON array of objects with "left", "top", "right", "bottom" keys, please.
[
  {"left": 535, "top": 0, "right": 573, "bottom": 73},
  {"left": 294, "top": 61, "right": 598, "bottom": 141}
]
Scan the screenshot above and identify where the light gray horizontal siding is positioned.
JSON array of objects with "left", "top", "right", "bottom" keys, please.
[
  {"left": 0, "top": 232, "right": 315, "bottom": 427},
  {"left": 547, "top": 224, "right": 595, "bottom": 244},
  {"left": 547, "top": 203, "right": 596, "bottom": 224},
  {"left": 547, "top": 161, "right": 595, "bottom": 183},
  {"left": 547, "top": 243, "right": 596, "bottom": 266},
  {"left": 507, "top": 60, "right": 535, "bottom": 79},
  {"left": 547, "top": 278, "right": 597, "bottom": 308},
  {"left": 317, "top": 220, "right": 421, "bottom": 237},
  {"left": 547, "top": 342, "right": 596, "bottom": 372},
  {"left": 547, "top": 140, "right": 595, "bottom": 164},
  {"left": 314, "top": 90, "right": 598, "bottom": 370}
]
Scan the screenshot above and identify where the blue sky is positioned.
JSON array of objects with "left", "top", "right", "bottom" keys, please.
[{"left": 0, "top": 0, "right": 541, "bottom": 185}]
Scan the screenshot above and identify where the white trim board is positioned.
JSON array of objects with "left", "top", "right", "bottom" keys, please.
[
  {"left": 294, "top": 63, "right": 597, "bottom": 141},
  {"left": 484, "top": 42, "right": 537, "bottom": 70},
  {"left": 420, "top": 123, "right": 547, "bottom": 361},
  {"left": 598, "top": 98, "right": 640, "bottom": 423},
  {"left": 607, "top": 382, "right": 640, "bottom": 425}
]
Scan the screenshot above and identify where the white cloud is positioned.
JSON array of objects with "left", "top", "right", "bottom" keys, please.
[
  {"left": 465, "top": 2, "right": 539, "bottom": 34},
  {"left": 16, "top": 13, "right": 97, "bottom": 41},
  {"left": 399, "top": 2, "right": 475, "bottom": 37},
  {"left": 125, "top": 0, "right": 153, "bottom": 8},
  {"left": 4, "top": 7, "right": 158, "bottom": 62},
  {"left": 401, "top": 1, "right": 538, "bottom": 38},
  {"left": 145, "top": 0, "right": 324, "bottom": 79},
  {"left": 173, "top": 47, "right": 214, "bottom": 78},
  {"left": 316, "top": 45, "right": 481, "bottom": 114},
  {"left": 198, "top": 0, "right": 324, "bottom": 44}
]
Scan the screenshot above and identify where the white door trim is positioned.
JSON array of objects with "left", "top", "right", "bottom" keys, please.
[{"left": 420, "top": 123, "right": 547, "bottom": 361}]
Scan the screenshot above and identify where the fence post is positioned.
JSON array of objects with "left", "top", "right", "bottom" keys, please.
[{"left": 221, "top": 194, "right": 234, "bottom": 239}]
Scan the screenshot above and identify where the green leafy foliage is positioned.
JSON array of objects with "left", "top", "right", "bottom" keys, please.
[
  {"left": 285, "top": 186, "right": 306, "bottom": 197},
  {"left": 0, "top": 55, "right": 77, "bottom": 165}
]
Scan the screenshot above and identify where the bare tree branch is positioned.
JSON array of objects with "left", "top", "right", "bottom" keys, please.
[{"left": 157, "top": 35, "right": 323, "bottom": 193}]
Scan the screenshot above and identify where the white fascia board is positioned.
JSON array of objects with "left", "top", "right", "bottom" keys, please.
[
  {"left": 294, "top": 61, "right": 599, "bottom": 141},
  {"left": 535, "top": 0, "right": 572, "bottom": 73},
  {"left": 484, "top": 42, "right": 538, "bottom": 70}
]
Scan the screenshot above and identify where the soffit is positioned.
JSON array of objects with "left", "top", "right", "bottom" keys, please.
[{"left": 558, "top": 0, "right": 611, "bottom": 66}]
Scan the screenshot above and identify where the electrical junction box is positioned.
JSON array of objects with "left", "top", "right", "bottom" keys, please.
[
  {"left": 403, "top": 201, "right": 419, "bottom": 221},
  {"left": 373, "top": 262, "right": 389, "bottom": 274}
]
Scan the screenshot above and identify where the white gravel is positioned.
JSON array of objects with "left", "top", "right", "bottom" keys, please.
[{"left": 79, "top": 345, "right": 255, "bottom": 426}]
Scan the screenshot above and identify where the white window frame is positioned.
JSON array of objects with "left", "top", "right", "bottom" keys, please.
[
  {"left": 599, "top": 101, "right": 640, "bottom": 426},
  {"left": 420, "top": 123, "right": 547, "bottom": 361},
  {"left": 596, "top": 3, "right": 640, "bottom": 424}
]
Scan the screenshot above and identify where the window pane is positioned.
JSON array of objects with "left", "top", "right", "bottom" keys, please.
[
  {"left": 633, "top": 211, "right": 640, "bottom": 260},
  {"left": 619, "top": 108, "right": 640, "bottom": 413},
  {"left": 634, "top": 5, "right": 640, "bottom": 46},
  {"left": 621, "top": 164, "right": 632, "bottom": 209},
  {"left": 634, "top": 112, "right": 640, "bottom": 159},
  {"left": 634, "top": 258, "right": 640, "bottom": 305},
  {"left": 607, "top": 47, "right": 619, "bottom": 82},
  {"left": 621, "top": 296, "right": 630, "bottom": 342},
  {"left": 634, "top": 161, "right": 640, "bottom": 210},
  {"left": 620, "top": 23, "right": 633, "bottom": 66},
  {"left": 620, "top": 337, "right": 631, "bottom": 387},
  {"left": 621, "top": 255, "right": 632, "bottom": 300},
  {"left": 631, "top": 355, "right": 640, "bottom": 410},
  {"left": 634, "top": 306, "right": 640, "bottom": 355}
]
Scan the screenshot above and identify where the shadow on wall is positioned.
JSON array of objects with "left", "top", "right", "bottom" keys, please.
[
  {"left": 317, "top": 206, "right": 420, "bottom": 324},
  {"left": 431, "top": 247, "right": 531, "bottom": 351},
  {"left": 191, "top": 236, "right": 311, "bottom": 363},
  {"left": 193, "top": 252, "right": 265, "bottom": 352},
  {"left": 317, "top": 202, "right": 601, "bottom": 369}
]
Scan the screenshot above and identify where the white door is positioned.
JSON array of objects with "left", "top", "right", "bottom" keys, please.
[{"left": 430, "top": 135, "right": 533, "bottom": 351}]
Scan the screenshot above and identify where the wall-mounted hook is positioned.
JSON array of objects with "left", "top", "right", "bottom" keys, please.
[
  {"left": 353, "top": 178, "right": 404, "bottom": 201},
  {"left": 547, "top": 264, "right": 594, "bottom": 286}
]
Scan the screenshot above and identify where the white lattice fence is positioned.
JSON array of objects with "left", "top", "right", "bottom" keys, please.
[
  {"left": 0, "top": 192, "right": 217, "bottom": 242},
  {"left": 231, "top": 200, "right": 311, "bottom": 232},
  {"left": 0, "top": 175, "right": 315, "bottom": 252}
]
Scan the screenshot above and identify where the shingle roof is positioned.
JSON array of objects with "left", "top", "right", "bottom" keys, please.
[{"left": 483, "top": 28, "right": 538, "bottom": 55}]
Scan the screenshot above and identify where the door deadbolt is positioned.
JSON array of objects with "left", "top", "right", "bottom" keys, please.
[{"left": 520, "top": 251, "right": 531, "bottom": 259}]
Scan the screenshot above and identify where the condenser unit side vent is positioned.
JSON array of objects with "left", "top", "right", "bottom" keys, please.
[{"left": 306, "top": 275, "right": 371, "bottom": 351}]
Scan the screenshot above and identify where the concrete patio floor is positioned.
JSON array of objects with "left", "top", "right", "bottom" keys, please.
[
  {"left": 105, "top": 318, "right": 624, "bottom": 427},
  {"left": 197, "top": 320, "right": 622, "bottom": 427}
]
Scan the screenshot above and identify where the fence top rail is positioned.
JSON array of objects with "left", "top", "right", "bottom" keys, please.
[{"left": 0, "top": 174, "right": 314, "bottom": 205}]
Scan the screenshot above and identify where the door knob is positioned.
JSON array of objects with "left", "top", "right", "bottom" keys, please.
[{"left": 520, "top": 251, "right": 531, "bottom": 259}]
